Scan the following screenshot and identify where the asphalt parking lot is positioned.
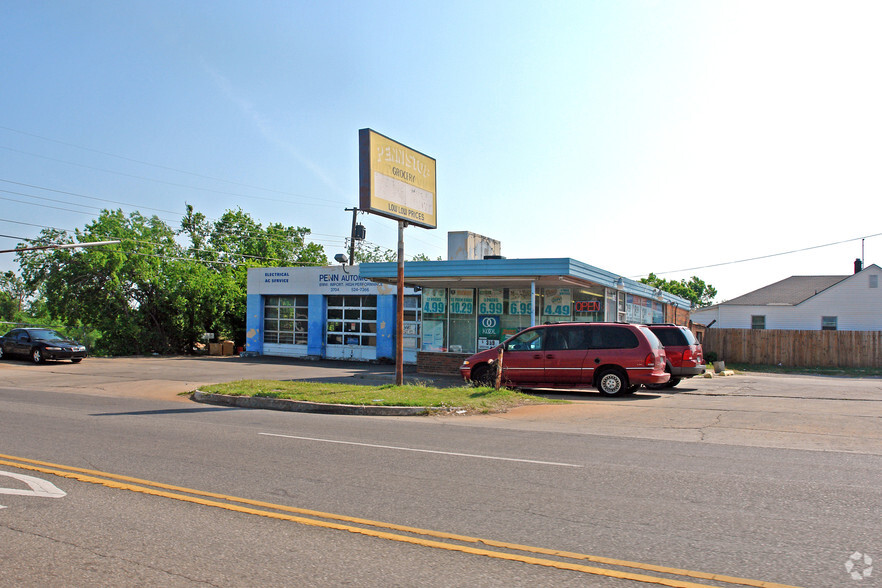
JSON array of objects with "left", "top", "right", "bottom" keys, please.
[{"left": 1, "top": 354, "right": 880, "bottom": 455}]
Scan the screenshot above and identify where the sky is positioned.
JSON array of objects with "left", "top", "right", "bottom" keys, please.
[{"left": 1, "top": 1, "right": 880, "bottom": 303}]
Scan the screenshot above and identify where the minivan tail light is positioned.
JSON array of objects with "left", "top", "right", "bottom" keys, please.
[{"left": 644, "top": 353, "right": 656, "bottom": 367}]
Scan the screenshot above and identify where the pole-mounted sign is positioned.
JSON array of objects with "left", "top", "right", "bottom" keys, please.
[
  {"left": 358, "top": 129, "right": 436, "bottom": 385},
  {"left": 358, "top": 129, "right": 437, "bottom": 230}
]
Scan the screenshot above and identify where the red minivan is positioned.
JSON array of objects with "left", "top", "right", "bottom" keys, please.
[{"left": 460, "top": 322, "right": 669, "bottom": 396}]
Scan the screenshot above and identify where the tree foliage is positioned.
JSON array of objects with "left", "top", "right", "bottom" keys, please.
[
  {"left": 14, "top": 206, "right": 327, "bottom": 355},
  {"left": 639, "top": 273, "right": 717, "bottom": 308}
]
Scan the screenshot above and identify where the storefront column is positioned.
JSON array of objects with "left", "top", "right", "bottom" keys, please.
[
  {"left": 307, "top": 294, "right": 326, "bottom": 357},
  {"left": 245, "top": 294, "right": 263, "bottom": 354},
  {"left": 376, "top": 294, "right": 396, "bottom": 361},
  {"left": 530, "top": 282, "right": 536, "bottom": 327}
]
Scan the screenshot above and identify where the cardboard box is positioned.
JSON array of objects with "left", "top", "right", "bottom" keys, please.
[
  {"left": 221, "top": 340, "right": 235, "bottom": 356},
  {"left": 209, "top": 343, "right": 222, "bottom": 356}
]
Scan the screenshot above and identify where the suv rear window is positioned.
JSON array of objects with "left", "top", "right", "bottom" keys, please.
[
  {"left": 651, "top": 327, "right": 698, "bottom": 347},
  {"left": 652, "top": 328, "right": 688, "bottom": 346}
]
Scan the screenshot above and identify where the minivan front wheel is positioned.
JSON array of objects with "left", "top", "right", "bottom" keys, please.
[
  {"left": 470, "top": 364, "right": 495, "bottom": 387},
  {"left": 597, "top": 369, "right": 628, "bottom": 396}
]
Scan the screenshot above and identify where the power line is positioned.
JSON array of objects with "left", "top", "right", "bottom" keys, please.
[
  {"left": 0, "top": 145, "right": 346, "bottom": 209},
  {"left": 636, "top": 232, "right": 881, "bottom": 278},
  {"left": 0, "top": 177, "right": 352, "bottom": 243},
  {"left": 0, "top": 125, "right": 350, "bottom": 205}
]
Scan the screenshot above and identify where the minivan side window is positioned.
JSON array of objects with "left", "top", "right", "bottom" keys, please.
[
  {"left": 544, "top": 326, "right": 588, "bottom": 351},
  {"left": 589, "top": 326, "right": 639, "bottom": 349},
  {"left": 506, "top": 329, "right": 544, "bottom": 352}
]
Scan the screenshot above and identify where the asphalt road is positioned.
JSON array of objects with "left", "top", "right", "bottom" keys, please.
[{"left": 0, "top": 356, "right": 880, "bottom": 587}]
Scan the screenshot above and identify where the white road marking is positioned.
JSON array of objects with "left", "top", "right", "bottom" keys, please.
[
  {"left": 0, "top": 470, "right": 67, "bottom": 508},
  {"left": 259, "top": 433, "right": 583, "bottom": 468}
]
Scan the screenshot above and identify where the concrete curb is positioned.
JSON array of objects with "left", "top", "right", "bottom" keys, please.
[{"left": 191, "top": 390, "right": 430, "bottom": 416}]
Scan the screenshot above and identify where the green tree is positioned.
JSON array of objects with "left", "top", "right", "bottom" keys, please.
[
  {"left": 17, "top": 209, "right": 185, "bottom": 354},
  {"left": 0, "top": 271, "right": 29, "bottom": 314},
  {"left": 15, "top": 206, "right": 329, "bottom": 355},
  {"left": 350, "top": 241, "right": 398, "bottom": 263},
  {"left": 639, "top": 273, "right": 717, "bottom": 308},
  {"left": 196, "top": 209, "right": 328, "bottom": 345}
]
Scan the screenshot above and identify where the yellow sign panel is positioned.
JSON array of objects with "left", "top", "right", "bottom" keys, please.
[{"left": 359, "top": 129, "right": 437, "bottom": 229}]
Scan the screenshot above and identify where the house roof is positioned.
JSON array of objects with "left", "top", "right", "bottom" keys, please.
[{"left": 724, "top": 275, "right": 848, "bottom": 306}]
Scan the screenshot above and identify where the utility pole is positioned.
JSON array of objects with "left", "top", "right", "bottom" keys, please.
[
  {"left": 396, "top": 220, "right": 406, "bottom": 385},
  {"left": 346, "top": 207, "right": 358, "bottom": 265}
]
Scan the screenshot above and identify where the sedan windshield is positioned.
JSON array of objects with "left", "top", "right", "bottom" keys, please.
[{"left": 29, "top": 329, "right": 67, "bottom": 341}]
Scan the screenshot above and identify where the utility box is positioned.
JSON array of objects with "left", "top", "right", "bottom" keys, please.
[
  {"left": 447, "top": 231, "right": 501, "bottom": 261},
  {"left": 221, "top": 340, "right": 235, "bottom": 356}
]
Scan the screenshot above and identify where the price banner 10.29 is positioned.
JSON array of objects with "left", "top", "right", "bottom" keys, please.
[{"left": 449, "top": 289, "right": 474, "bottom": 314}]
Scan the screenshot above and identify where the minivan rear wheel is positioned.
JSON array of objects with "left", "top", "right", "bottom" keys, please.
[{"left": 597, "top": 369, "right": 628, "bottom": 396}]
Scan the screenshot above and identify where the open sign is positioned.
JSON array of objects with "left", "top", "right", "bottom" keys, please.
[{"left": 573, "top": 300, "right": 601, "bottom": 313}]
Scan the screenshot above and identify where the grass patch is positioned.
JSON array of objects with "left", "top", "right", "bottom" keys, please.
[
  {"left": 196, "top": 380, "right": 567, "bottom": 413},
  {"left": 728, "top": 363, "right": 882, "bottom": 378}
]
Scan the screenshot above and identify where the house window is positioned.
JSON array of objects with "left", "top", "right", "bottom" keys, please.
[
  {"left": 751, "top": 315, "right": 765, "bottom": 330},
  {"left": 821, "top": 316, "right": 838, "bottom": 331},
  {"left": 871, "top": 275, "right": 878, "bottom": 289}
]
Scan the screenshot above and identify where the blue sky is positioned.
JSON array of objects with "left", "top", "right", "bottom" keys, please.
[{"left": 2, "top": 1, "right": 880, "bottom": 302}]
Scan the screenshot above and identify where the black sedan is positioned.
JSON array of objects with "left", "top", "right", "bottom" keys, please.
[{"left": 0, "top": 328, "right": 87, "bottom": 364}]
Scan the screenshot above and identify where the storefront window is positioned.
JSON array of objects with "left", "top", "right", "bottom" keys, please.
[
  {"left": 572, "top": 286, "right": 604, "bottom": 322},
  {"left": 501, "top": 288, "right": 534, "bottom": 338},
  {"left": 264, "top": 295, "right": 308, "bottom": 345},
  {"left": 540, "top": 287, "right": 573, "bottom": 324},
  {"left": 403, "top": 295, "right": 421, "bottom": 349},
  {"left": 327, "top": 295, "right": 377, "bottom": 346},
  {"left": 626, "top": 294, "right": 654, "bottom": 324},
  {"left": 448, "top": 289, "right": 476, "bottom": 354},
  {"left": 421, "top": 288, "right": 447, "bottom": 351}
]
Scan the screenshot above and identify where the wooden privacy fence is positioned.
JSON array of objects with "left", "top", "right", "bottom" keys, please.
[{"left": 702, "top": 329, "right": 882, "bottom": 368}]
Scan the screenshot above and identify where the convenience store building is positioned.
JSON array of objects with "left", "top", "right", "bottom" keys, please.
[{"left": 245, "top": 238, "right": 693, "bottom": 373}]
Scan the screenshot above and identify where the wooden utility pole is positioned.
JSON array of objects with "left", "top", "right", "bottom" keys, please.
[{"left": 395, "top": 220, "right": 406, "bottom": 385}]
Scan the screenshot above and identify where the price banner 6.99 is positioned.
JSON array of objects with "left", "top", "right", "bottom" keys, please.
[
  {"left": 508, "top": 289, "right": 532, "bottom": 315},
  {"left": 478, "top": 288, "right": 504, "bottom": 315}
]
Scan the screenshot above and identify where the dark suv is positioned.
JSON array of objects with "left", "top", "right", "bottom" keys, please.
[
  {"left": 460, "top": 322, "right": 669, "bottom": 396},
  {"left": 645, "top": 324, "right": 705, "bottom": 388}
]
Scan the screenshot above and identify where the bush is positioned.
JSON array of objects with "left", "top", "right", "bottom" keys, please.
[{"left": 705, "top": 351, "right": 718, "bottom": 363}]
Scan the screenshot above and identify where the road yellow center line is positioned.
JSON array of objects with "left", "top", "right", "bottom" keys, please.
[{"left": 0, "top": 453, "right": 802, "bottom": 588}]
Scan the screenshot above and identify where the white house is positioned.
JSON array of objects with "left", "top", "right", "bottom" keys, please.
[{"left": 691, "top": 263, "right": 882, "bottom": 331}]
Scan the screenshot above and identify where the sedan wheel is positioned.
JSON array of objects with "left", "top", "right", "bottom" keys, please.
[
  {"left": 31, "top": 348, "right": 44, "bottom": 364},
  {"left": 0, "top": 346, "right": 4, "bottom": 360}
]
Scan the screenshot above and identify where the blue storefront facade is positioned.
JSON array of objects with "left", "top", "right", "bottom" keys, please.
[{"left": 245, "top": 257, "right": 692, "bottom": 370}]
